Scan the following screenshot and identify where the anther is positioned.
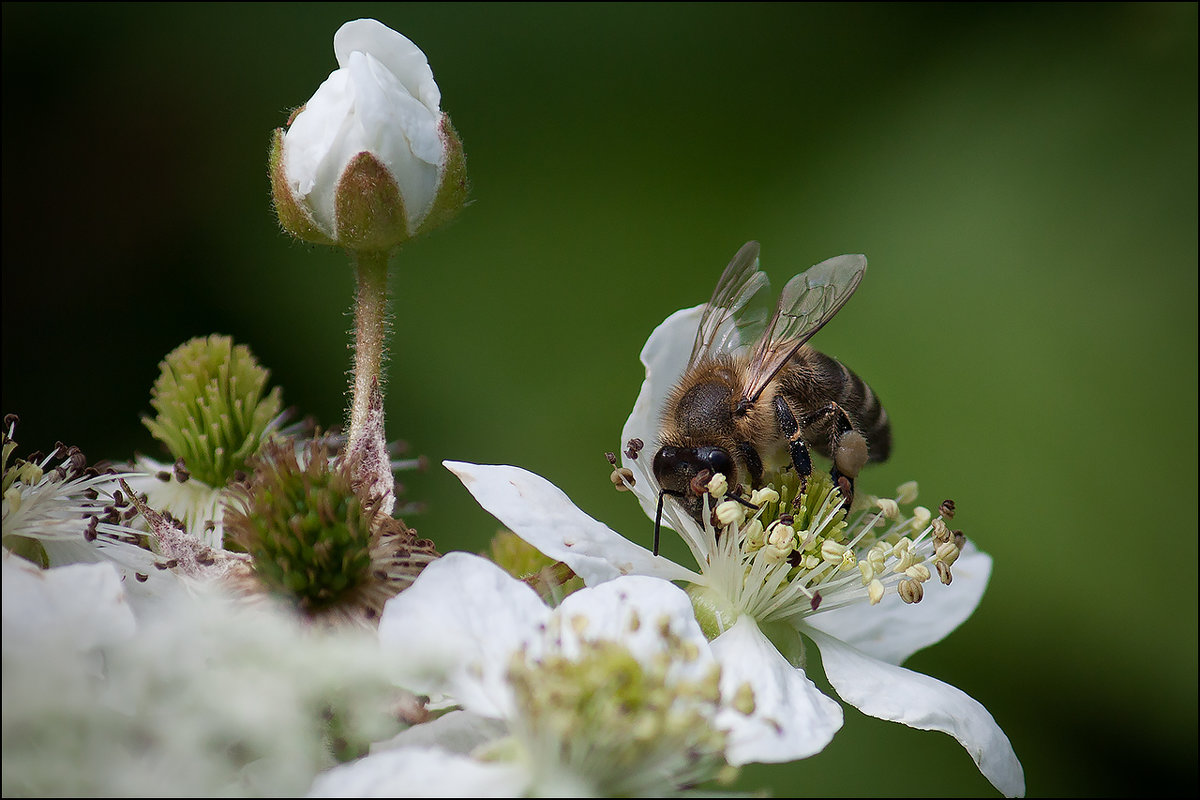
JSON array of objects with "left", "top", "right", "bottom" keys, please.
[
  {"left": 939, "top": 499, "right": 956, "bottom": 519},
  {"left": 605, "top": 452, "right": 618, "bottom": 466},
  {"left": 905, "top": 564, "right": 932, "bottom": 583},
  {"left": 625, "top": 438, "right": 644, "bottom": 460},
  {"left": 751, "top": 487, "right": 779, "bottom": 506},
  {"left": 156, "top": 471, "right": 171, "bottom": 482},
  {"left": 867, "top": 579, "right": 885, "bottom": 605},
  {"left": 935, "top": 541, "right": 960, "bottom": 566},
  {"left": 875, "top": 498, "right": 899, "bottom": 520},
  {"left": 821, "top": 540, "right": 847, "bottom": 564},
  {"left": 173, "top": 459, "right": 191, "bottom": 482},
  {"left": 610, "top": 467, "right": 635, "bottom": 491},
  {"left": 911, "top": 506, "right": 931, "bottom": 528},
  {"left": 898, "top": 579, "right": 924, "bottom": 604},
  {"left": 896, "top": 481, "right": 919, "bottom": 504},
  {"left": 936, "top": 561, "right": 953, "bottom": 585},
  {"left": 715, "top": 499, "right": 744, "bottom": 527}
]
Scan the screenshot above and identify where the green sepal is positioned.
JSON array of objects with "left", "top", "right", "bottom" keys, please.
[
  {"left": 334, "top": 152, "right": 409, "bottom": 252},
  {"left": 269, "top": 127, "right": 335, "bottom": 246},
  {"left": 414, "top": 115, "right": 469, "bottom": 237}
]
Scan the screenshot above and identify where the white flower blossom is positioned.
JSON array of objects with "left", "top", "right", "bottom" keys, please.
[
  {"left": 2, "top": 552, "right": 404, "bottom": 796},
  {"left": 310, "top": 552, "right": 823, "bottom": 797},
  {"left": 444, "top": 304, "right": 1025, "bottom": 797}
]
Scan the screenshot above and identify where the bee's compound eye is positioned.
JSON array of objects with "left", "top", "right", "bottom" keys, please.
[
  {"left": 695, "top": 446, "right": 733, "bottom": 481},
  {"left": 652, "top": 446, "right": 680, "bottom": 478}
]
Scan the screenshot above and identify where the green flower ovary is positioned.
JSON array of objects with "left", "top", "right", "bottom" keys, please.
[
  {"left": 143, "top": 335, "right": 282, "bottom": 487},
  {"left": 229, "top": 444, "right": 373, "bottom": 612}
]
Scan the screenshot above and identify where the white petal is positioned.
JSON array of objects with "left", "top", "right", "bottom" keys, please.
[
  {"left": 2, "top": 551, "right": 135, "bottom": 653},
  {"left": 378, "top": 552, "right": 548, "bottom": 719},
  {"left": 712, "top": 616, "right": 843, "bottom": 765},
  {"left": 619, "top": 305, "right": 705, "bottom": 523},
  {"left": 307, "top": 747, "right": 528, "bottom": 798},
  {"left": 808, "top": 628, "right": 1025, "bottom": 797},
  {"left": 553, "top": 576, "right": 714, "bottom": 681},
  {"left": 805, "top": 543, "right": 992, "bottom": 665},
  {"left": 283, "top": 68, "right": 355, "bottom": 232},
  {"left": 372, "top": 709, "right": 507, "bottom": 756},
  {"left": 445, "top": 461, "right": 697, "bottom": 585},
  {"left": 334, "top": 19, "right": 441, "bottom": 113},
  {"left": 344, "top": 50, "right": 441, "bottom": 227}
]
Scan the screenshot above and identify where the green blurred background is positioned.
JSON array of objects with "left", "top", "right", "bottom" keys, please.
[{"left": 3, "top": 3, "right": 1195, "bottom": 796}]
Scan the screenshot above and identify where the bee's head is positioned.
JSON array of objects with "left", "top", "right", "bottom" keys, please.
[{"left": 652, "top": 444, "right": 735, "bottom": 524}]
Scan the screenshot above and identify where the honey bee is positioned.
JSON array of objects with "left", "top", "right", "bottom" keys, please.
[{"left": 651, "top": 241, "right": 891, "bottom": 553}]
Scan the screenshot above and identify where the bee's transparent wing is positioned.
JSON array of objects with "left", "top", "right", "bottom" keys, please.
[
  {"left": 688, "top": 241, "right": 771, "bottom": 366},
  {"left": 743, "top": 254, "right": 867, "bottom": 403}
]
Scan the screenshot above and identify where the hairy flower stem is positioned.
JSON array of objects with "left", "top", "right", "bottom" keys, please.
[{"left": 347, "top": 249, "right": 390, "bottom": 453}]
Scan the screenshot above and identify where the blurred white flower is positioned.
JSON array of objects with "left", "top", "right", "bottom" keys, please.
[
  {"left": 2, "top": 552, "right": 405, "bottom": 796},
  {"left": 1, "top": 424, "right": 166, "bottom": 592},
  {"left": 274, "top": 18, "right": 467, "bottom": 248},
  {"left": 444, "top": 304, "right": 1025, "bottom": 798},
  {"left": 310, "top": 552, "right": 821, "bottom": 797}
]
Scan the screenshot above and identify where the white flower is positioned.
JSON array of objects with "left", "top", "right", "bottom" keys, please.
[
  {"left": 275, "top": 18, "right": 466, "bottom": 246},
  {"left": 444, "top": 304, "right": 1025, "bottom": 797},
  {"left": 310, "top": 552, "right": 822, "bottom": 797},
  {"left": 2, "top": 552, "right": 404, "bottom": 796},
  {"left": 1, "top": 429, "right": 165, "bottom": 591}
]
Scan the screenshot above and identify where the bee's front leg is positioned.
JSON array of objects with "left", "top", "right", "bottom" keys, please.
[
  {"left": 773, "top": 396, "right": 813, "bottom": 501},
  {"left": 799, "top": 402, "right": 866, "bottom": 511}
]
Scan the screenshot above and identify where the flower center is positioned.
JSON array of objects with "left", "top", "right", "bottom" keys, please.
[
  {"left": 503, "top": 613, "right": 741, "bottom": 795},
  {"left": 699, "top": 469, "right": 966, "bottom": 628}
]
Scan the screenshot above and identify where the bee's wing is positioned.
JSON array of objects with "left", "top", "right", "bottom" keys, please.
[
  {"left": 688, "top": 241, "right": 771, "bottom": 366},
  {"left": 743, "top": 254, "right": 867, "bottom": 403}
]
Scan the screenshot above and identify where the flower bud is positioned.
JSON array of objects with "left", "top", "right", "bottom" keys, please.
[{"left": 270, "top": 19, "right": 467, "bottom": 251}]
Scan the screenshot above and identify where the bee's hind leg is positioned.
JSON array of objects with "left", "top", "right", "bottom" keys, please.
[
  {"left": 773, "top": 396, "right": 814, "bottom": 504},
  {"left": 799, "top": 402, "right": 868, "bottom": 511}
]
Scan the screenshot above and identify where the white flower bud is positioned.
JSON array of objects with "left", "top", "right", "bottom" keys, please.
[{"left": 272, "top": 19, "right": 467, "bottom": 249}]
